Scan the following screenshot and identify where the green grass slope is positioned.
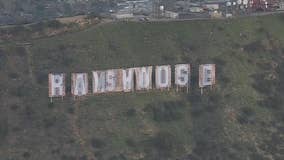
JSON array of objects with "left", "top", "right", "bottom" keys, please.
[{"left": 1, "top": 15, "right": 284, "bottom": 160}]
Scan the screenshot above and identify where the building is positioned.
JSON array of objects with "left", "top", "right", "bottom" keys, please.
[
  {"left": 164, "top": 10, "right": 179, "bottom": 18},
  {"left": 225, "top": 13, "right": 233, "bottom": 18},
  {"left": 203, "top": 4, "right": 220, "bottom": 10},
  {"left": 189, "top": 7, "right": 204, "bottom": 13},
  {"left": 210, "top": 11, "right": 223, "bottom": 18},
  {"left": 279, "top": 1, "right": 284, "bottom": 10},
  {"left": 112, "top": 12, "right": 134, "bottom": 19}
]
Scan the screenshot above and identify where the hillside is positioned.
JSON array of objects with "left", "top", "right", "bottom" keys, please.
[
  {"left": 1, "top": 15, "right": 284, "bottom": 160},
  {"left": 0, "top": 0, "right": 112, "bottom": 25}
]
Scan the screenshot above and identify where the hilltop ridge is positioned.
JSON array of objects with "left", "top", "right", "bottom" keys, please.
[{"left": 0, "top": 14, "right": 284, "bottom": 160}]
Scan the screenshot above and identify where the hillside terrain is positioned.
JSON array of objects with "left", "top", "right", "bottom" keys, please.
[
  {"left": 0, "top": 0, "right": 115, "bottom": 25},
  {"left": 0, "top": 14, "right": 284, "bottom": 160}
]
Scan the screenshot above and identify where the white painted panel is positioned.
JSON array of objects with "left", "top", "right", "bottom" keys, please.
[
  {"left": 175, "top": 64, "right": 190, "bottom": 87},
  {"left": 155, "top": 65, "right": 171, "bottom": 89},
  {"left": 72, "top": 73, "right": 88, "bottom": 96},
  {"left": 123, "top": 68, "right": 134, "bottom": 92},
  {"left": 135, "top": 66, "right": 152, "bottom": 90},
  {"left": 92, "top": 71, "right": 106, "bottom": 94},
  {"left": 48, "top": 73, "right": 65, "bottom": 97},
  {"left": 199, "top": 64, "right": 216, "bottom": 87},
  {"left": 106, "top": 69, "right": 123, "bottom": 92}
]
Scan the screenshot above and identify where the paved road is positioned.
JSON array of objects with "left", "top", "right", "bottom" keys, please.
[
  {"left": 126, "top": 10, "right": 284, "bottom": 23},
  {"left": 1, "top": 10, "right": 284, "bottom": 29}
]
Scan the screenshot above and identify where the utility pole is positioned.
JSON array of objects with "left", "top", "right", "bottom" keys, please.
[{"left": 152, "top": 0, "right": 161, "bottom": 18}]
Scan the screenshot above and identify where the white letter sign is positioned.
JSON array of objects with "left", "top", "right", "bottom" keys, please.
[
  {"left": 155, "top": 65, "right": 171, "bottom": 89},
  {"left": 135, "top": 66, "right": 152, "bottom": 90},
  {"left": 71, "top": 73, "right": 88, "bottom": 96},
  {"left": 199, "top": 64, "right": 216, "bottom": 88},
  {"left": 123, "top": 68, "right": 135, "bottom": 92},
  {"left": 175, "top": 64, "right": 190, "bottom": 87},
  {"left": 92, "top": 71, "right": 106, "bottom": 94},
  {"left": 106, "top": 69, "right": 123, "bottom": 92},
  {"left": 48, "top": 63, "right": 216, "bottom": 101},
  {"left": 48, "top": 73, "right": 65, "bottom": 97}
]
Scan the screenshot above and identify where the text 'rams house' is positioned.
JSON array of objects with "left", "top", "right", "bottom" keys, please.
[{"left": 48, "top": 64, "right": 216, "bottom": 101}]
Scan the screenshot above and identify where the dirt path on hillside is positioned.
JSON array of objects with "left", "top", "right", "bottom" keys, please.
[
  {"left": 70, "top": 101, "right": 96, "bottom": 160},
  {"left": 24, "top": 45, "right": 35, "bottom": 84}
]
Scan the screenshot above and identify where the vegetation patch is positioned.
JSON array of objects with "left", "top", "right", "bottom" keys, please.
[
  {"left": 1, "top": 14, "right": 284, "bottom": 160},
  {"left": 144, "top": 101, "right": 185, "bottom": 122}
]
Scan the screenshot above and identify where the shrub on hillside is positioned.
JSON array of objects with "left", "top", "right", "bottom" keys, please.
[
  {"left": 108, "top": 154, "right": 127, "bottom": 160},
  {"left": 47, "top": 20, "right": 63, "bottom": 29},
  {"left": 14, "top": 46, "right": 27, "bottom": 57},
  {"left": 22, "top": 152, "right": 31, "bottom": 159},
  {"left": 91, "top": 137, "right": 106, "bottom": 149},
  {"left": 145, "top": 101, "right": 185, "bottom": 122},
  {"left": 0, "top": 118, "right": 8, "bottom": 143},
  {"left": 243, "top": 41, "right": 264, "bottom": 53},
  {"left": 148, "top": 131, "right": 184, "bottom": 158},
  {"left": 8, "top": 72, "right": 19, "bottom": 80},
  {"left": 252, "top": 73, "right": 275, "bottom": 94},
  {"left": 259, "top": 95, "right": 282, "bottom": 110},
  {"left": 30, "top": 22, "right": 45, "bottom": 32},
  {"left": 43, "top": 116, "right": 57, "bottom": 129},
  {"left": 237, "top": 107, "right": 255, "bottom": 124},
  {"left": 36, "top": 71, "right": 47, "bottom": 85},
  {"left": 0, "top": 50, "right": 7, "bottom": 69},
  {"left": 125, "top": 138, "right": 136, "bottom": 147},
  {"left": 10, "top": 104, "right": 20, "bottom": 111},
  {"left": 61, "top": 155, "right": 76, "bottom": 160},
  {"left": 125, "top": 108, "right": 136, "bottom": 117},
  {"left": 13, "top": 84, "right": 32, "bottom": 97}
]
